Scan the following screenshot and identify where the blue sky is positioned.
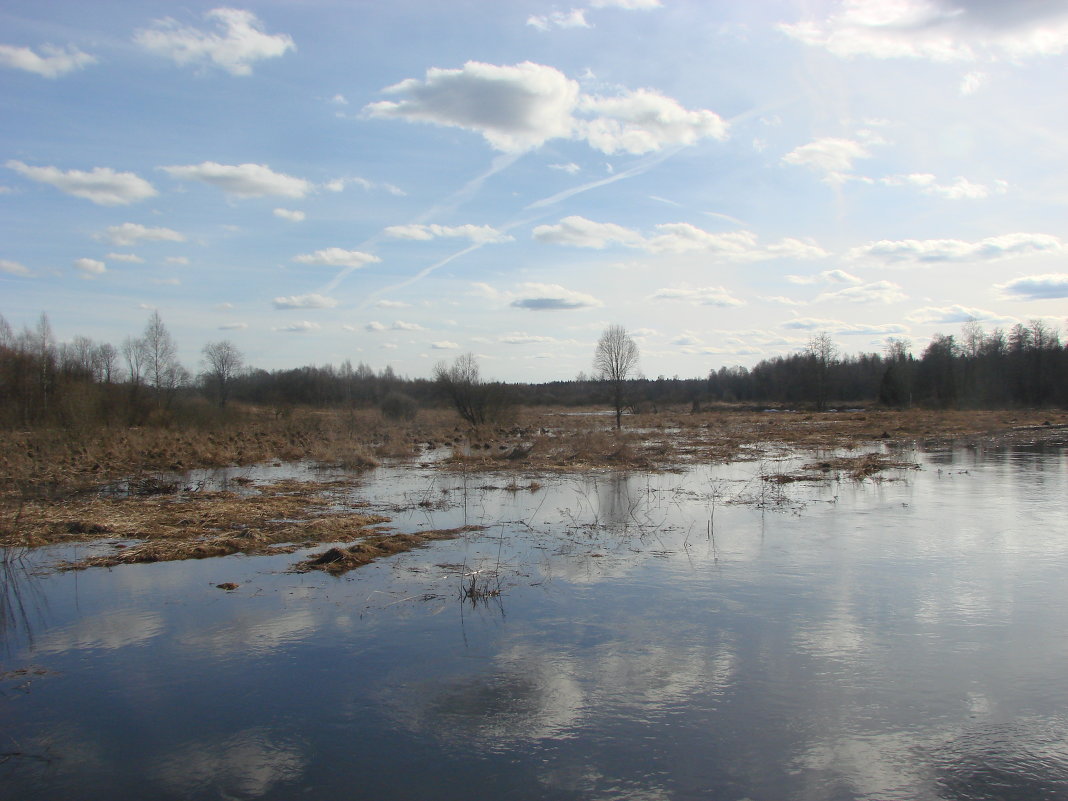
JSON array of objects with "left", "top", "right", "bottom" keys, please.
[{"left": 2, "top": 0, "right": 1067, "bottom": 382}]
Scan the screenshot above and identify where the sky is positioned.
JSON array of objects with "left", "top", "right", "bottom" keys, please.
[{"left": 2, "top": 0, "right": 1067, "bottom": 383}]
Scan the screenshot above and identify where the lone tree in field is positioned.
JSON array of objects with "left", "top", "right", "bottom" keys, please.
[
  {"left": 434, "top": 352, "right": 490, "bottom": 426},
  {"left": 202, "top": 340, "right": 244, "bottom": 408},
  {"left": 594, "top": 324, "right": 639, "bottom": 429}
]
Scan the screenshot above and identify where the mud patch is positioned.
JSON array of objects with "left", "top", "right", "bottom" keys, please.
[{"left": 294, "top": 525, "right": 486, "bottom": 575}]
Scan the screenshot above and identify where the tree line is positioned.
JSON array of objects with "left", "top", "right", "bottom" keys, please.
[{"left": 1, "top": 312, "right": 1065, "bottom": 431}]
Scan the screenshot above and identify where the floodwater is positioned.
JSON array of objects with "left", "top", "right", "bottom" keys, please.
[{"left": 3, "top": 443, "right": 1068, "bottom": 801}]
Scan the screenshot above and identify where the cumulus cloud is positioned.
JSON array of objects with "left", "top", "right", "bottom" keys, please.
[
  {"left": 850, "top": 233, "right": 1064, "bottom": 265},
  {"left": 906, "top": 304, "right": 1006, "bottom": 323},
  {"left": 960, "top": 70, "right": 986, "bottom": 94},
  {"left": 292, "top": 248, "right": 380, "bottom": 269},
  {"left": 274, "top": 321, "right": 320, "bottom": 332},
  {"left": 510, "top": 282, "right": 603, "bottom": 310},
  {"left": 591, "top": 0, "right": 662, "bottom": 8},
  {"left": 781, "top": 0, "right": 1068, "bottom": 62},
  {"left": 787, "top": 268, "right": 863, "bottom": 285},
  {"left": 431, "top": 340, "right": 460, "bottom": 350},
  {"left": 365, "top": 321, "right": 387, "bottom": 332},
  {"left": 375, "top": 299, "right": 409, "bottom": 308},
  {"left": 880, "top": 173, "right": 1001, "bottom": 199},
  {"left": 652, "top": 285, "right": 745, "bottom": 307},
  {"left": 106, "top": 252, "right": 145, "bottom": 263},
  {"left": 162, "top": 162, "right": 312, "bottom": 198},
  {"left": 532, "top": 216, "right": 643, "bottom": 248},
  {"left": 384, "top": 223, "right": 513, "bottom": 244},
  {"left": 550, "top": 162, "right": 581, "bottom": 174},
  {"left": 134, "top": 8, "right": 295, "bottom": 76},
  {"left": 527, "top": 9, "right": 590, "bottom": 31},
  {"left": 782, "top": 317, "right": 908, "bottom": 335},
  {"left": 996, "top": 273, "right": 1068, "bottom": 300},
  {"left": 0, "top": 43, "right": 96, "bottom": 77},
  {"left": 274, "top": 208, "right": 305, "bottom": 222},
  {"left": 390, "top": 320, "right": 424, "bottom": 331},
  {"left": 99, "top": 223, "right": 185, "bottom": 246},
  {"left": 364, "top": 61, "right": 726, "bottom": 155},
  {"left": 782, "top": 137, "right": 871, "bottom": 181},
  {"left": 6, "top": 160, "right": 157, "bottom": 205},
  {"left": 74, "top": 257, "right": 105, "bottom": 276},
  {"left": 218, "top": 322, "right": 247, "bottom": 330},
  {"left": 325, "top": 177, "right": 406, "bottom": 196},
  {"left": 578, "top": 89, "right": 728, "bottom": 154},
  {"left": 499, "top": 333, "right": 562, "bottom": 345},
  {"left": 816, "top": 280, "right": 906, "bottom": 304},
  {"left": 0, "top": 259, "right": 31, "bottom": 276},
  {"left": 272, "top": 294, "right": 338, "bottom": 309},
  {"left": 533, "top": 215, "right": 827, "bottom": 260}
]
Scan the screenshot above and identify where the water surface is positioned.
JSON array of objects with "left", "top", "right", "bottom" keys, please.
[{"left": 3, "top": 443, "right": 1067, "bottom": 800}]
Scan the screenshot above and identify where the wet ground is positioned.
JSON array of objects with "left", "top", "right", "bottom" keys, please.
[{"left": 2, "top": 440, "right": 1067, "bottom": 800}]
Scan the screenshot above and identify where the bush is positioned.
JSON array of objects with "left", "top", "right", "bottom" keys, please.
[{"left": 380, "top": 391, "right": 419, "bottom": 421}]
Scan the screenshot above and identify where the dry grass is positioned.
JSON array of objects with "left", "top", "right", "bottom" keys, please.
[
  {"left": 2, "top": 404, "right": 1065, "bottom": 573},
  {"left": 293, "top": 525, "right": 486, "bottom": 575}
]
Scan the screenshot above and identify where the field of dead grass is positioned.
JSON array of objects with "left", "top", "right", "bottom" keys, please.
[{"left": 1, "top": 404, "right": 1065, "bottom": 571}]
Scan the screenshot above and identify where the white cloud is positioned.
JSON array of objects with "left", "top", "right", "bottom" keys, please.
[
  {"left": 652, "top": 285, "right": 745, "bottom": 307},
  {"left": 781, "top": 0, "right": 1068, "bottom": 62},
  {"left": 384, "top": 223, "right": 513, "bottom": 244},
  {"left": 74, "top": 257, "right": 105, "bottom": 276},
  {"left": 330, "top": 94, "right": 348, "bottom": 105},
  {"left": 375, "top": 300, "right": 409, "bottom": 308},
  {"left": 365, "top": 61, "right": 726, "bottom": 155},
  {"left": 782, "top": 138, "right": 871, "bottom": 180},
  {"left": 527, "top": 10, "right": 590, "bottom": 31},
  {"left": 787, "top": 269, "right": 863, "bottom": 285},
  {"left": 365, "top": 321, "right": 386, "bottom": 332},
  {"left": 292, "top": 248, "right": 380, "bottom": 269},
  {"left": 106, "top": 252, "right": 145, "bottom": 263},
  {"left": 533, "top": 216, "right": 827, "bottom": 260},
  {"left": 162, "top": 162, "right": 312, "bottom": 198},
  {"left": 510, "top": 282, "right": 603, "bottom": 310},
  {"left": 218, "top": 322, "right": 247, "bottom": 330},
  {"left": 391, "top": 320, "right": 424, "bottom": 331},
  {"left": 325, "top": 177, "right": 406, "bottom": 196},
  {"left": 366, "top": 61, "right": 580, "bottom": 153},
  {"left": 906, "top": 304, "right": 1006, "bottom": 323},
  {"left": 500, "top": 333, "right": 562, "bottom": 345},
  {"left": 851, "top": 233, "right": 1064, "bottom": 265},
  {"left": 996, "top": 273, "right": 1068, "bottom": 300},
  {"left": 816, "top": 280, "right": 906, "bottom": 304},
  {"left": 165, "top": 256, "right": 189, "bottom": 266},
  {"left": 6, "top": 160, "right": 157, "bottom": 205},
  {"left": 274, "top": 208, "right": 305, "bottom": 222},
  {"left": 761, "top": 295, "right": 804, "bottom": 306},
  {"left": 274, "top": 321, "right": 321, "bottom": 332},
  {"left": 1, "top": 258, "right": 31, "bottom": 276},
  {"left": 99, "top": 223, "right": 185, "bottom": 246},
  {"left": 578, "top": 89, "right": 728, "bottom": 155},
  {"left": 782, "top": 317, "right": 908, "bottom": 335},
  {"left": 272, "top": 294, "right": 338, "bottom": 309},
  {"left": 881, "top": 173, "right": 998, "bottom": 199},
  {"left": 590, "top": 0, "right": 662, "bottom": 8},
  {"left": 960, "top": 70, "right": 986, "bottom": 94},
  {"left": 549, "top": 162, "right": 581, "bottom": 174},
  {"left": 134, "top": 8, "right": 295, "bottom": 76},
  {"left": 0, "top": 43, "right": 96, "bottom": 78},
  {"left": 431, "top": 340, "right": 460, "bottom": 350},
  {"left": 532, "top": 216, "right": 643, "bottom": 248}
]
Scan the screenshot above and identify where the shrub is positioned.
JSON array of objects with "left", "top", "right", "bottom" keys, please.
[{"left": 380, "top": 391, "right": 419, "bottom": 421}]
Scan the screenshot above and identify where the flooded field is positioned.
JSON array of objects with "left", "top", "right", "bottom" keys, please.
[{"left": 3, "top": 441, "right": 1068, "bottom": 800}]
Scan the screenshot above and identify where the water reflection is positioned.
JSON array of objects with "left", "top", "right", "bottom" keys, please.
[
  {"left": 2, "top": 444, "right": 1067, "bottom": 800},
  {"left": 151, "top": 727, "right": 307, "bottom": 798}
]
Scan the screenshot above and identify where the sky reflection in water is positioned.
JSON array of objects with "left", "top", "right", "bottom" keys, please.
[{"left": 2, "top": 444, "right": 1067, "bottom": 800}]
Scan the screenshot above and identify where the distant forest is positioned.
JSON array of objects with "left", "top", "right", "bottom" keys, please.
[{"left": 1, "top": 311, "right": 1065, "bottom": 429}]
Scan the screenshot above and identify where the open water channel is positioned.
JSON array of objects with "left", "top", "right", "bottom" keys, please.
[{"left": 2, "top": 441, "right": 1067, "bottom": 800}]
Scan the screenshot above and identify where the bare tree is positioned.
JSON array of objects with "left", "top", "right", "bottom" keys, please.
[
  {"left": 805, "top": 331, "right": 838, "bottom": 411},
  {"left": 202, "top": 340, "right": 244, "bottom": 408},
  {"left": 434, "top": 352, "right": 490, "bottom": 426},
  {"left": 141, "top": 311, "right": 184, "bottom": 405},
  {"left": 594, "top": 324, "right": 639, "bottom": 429},
  {"left": 95, "top": 342, "right": 118, "bottom": 383}
]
